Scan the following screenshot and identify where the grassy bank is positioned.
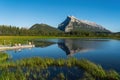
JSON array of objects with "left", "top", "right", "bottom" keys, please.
[
  {"left": 0, "top": 53, "right": 9, "bottom": 62},
  {"left": 0, "top": 36, "right": 120, "bottom": 45},
  {"left": 0, "top": 36, "right": 40, "bottom": 45},
  {"left": 0, "top": 53, "right": 119, "bottom": 80}
]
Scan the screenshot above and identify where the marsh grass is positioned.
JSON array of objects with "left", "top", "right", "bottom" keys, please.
[
  {"left": 0, "top": 53, "right": 119, "bottom": 80},
  {"left": 0, "top": 36, "right": 71, "bottom": 45},
  {"left": 0, "top": 53, "right": 9, "bottom": 62},
  {"left": 1, "top": 36, "right": 119, "bottom": 46},
  {"left": 0, "top": 36, "right": 39, "bottom": 45}
]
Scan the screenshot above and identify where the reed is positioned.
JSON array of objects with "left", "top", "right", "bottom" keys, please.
[{"left": 0, "top": 53, "right": 119, "bottom": 80}]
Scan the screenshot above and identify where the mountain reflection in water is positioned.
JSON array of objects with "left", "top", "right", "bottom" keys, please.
[
  {"left": 33, "top": 40, "right": 55, "bottom": 48},
  {"left": 34, "top": 39, "right": 109, "bottom": 56},
  {"left": 58, "top": 39, "right": 110, "bottom": 56}
]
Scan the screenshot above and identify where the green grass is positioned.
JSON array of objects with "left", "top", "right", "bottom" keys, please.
[
  {"left": 0, "top": 53, "right": 119, "bottom": 80},
  {"left": 0, "top": 36, "right": 41, "bottom": 45},
  {"left": 0, "top": 36, "right": 119, "bottom": 45},
  {"left": 0, "top": 36, "right": 119, "bottom": 46},
  {"left": 0, "top": 53, "right": 9, "bottom": 62},
  {"left": 0, "top": 36, "right": 66, "bottom": 45}
]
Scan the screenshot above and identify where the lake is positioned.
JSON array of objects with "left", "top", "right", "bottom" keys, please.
[{"left": 5, "top": 38, "right": 120, "bottom": 72}]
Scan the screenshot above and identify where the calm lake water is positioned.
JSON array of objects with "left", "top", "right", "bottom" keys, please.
[{"left": 6, "top": 38, "right": 120, "bottom": 72}]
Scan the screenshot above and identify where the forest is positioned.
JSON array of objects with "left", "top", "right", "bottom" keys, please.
[{"left": 0, "top": 25, "right": 120, "bottom": 38}]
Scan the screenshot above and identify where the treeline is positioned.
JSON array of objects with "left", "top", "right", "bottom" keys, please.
[
  {"left": 0, "top": 25, "right": 32, "bottom": 36},
  {"left": 0, "top": 25, "right": 120, "bottom": 38},
  {"left": 64, "top": 31, "right": 120, "bottom": 38},
  {"left": 0, "top": 25, "right": 61, "bottom": 36}
]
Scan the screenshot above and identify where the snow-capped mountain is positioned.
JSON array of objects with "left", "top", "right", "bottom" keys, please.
[{"left": 58, "top": 16, "right": 111, "bottom": 33}]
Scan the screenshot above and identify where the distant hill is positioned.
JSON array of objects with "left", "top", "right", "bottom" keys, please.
[
  {"left": 30, "top": 24, "right": 62, "bottom": 35},
  {"left": 58, "top": 16, "right": 111, "bottom": 33}
]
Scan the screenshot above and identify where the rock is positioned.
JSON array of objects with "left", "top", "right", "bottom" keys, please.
[{"left": 58, "top": 16, "right": 111, "bottom": 33}]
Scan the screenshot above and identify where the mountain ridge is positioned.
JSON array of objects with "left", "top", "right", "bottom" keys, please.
[{"left": 58, "top": 16, "right": 111, "bottom": 33}]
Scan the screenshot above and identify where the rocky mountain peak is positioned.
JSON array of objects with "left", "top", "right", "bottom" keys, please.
[
  {"left": 67, "top": 16, "right": 78, "bottom": 22},
  {"left": 58, "top": 16, "right": 111, "bottom": 33},
  {"left": 68, "top": 16, "right": 76, "bottom": 19}
]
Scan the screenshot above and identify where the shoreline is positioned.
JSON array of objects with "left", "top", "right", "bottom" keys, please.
[{"left": 0, "top": 45, "right": 35, "bottom": 51}]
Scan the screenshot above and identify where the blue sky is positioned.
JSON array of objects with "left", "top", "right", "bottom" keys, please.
[{"left": 0, "top": 0, "right": 120, "bottom": 32}]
